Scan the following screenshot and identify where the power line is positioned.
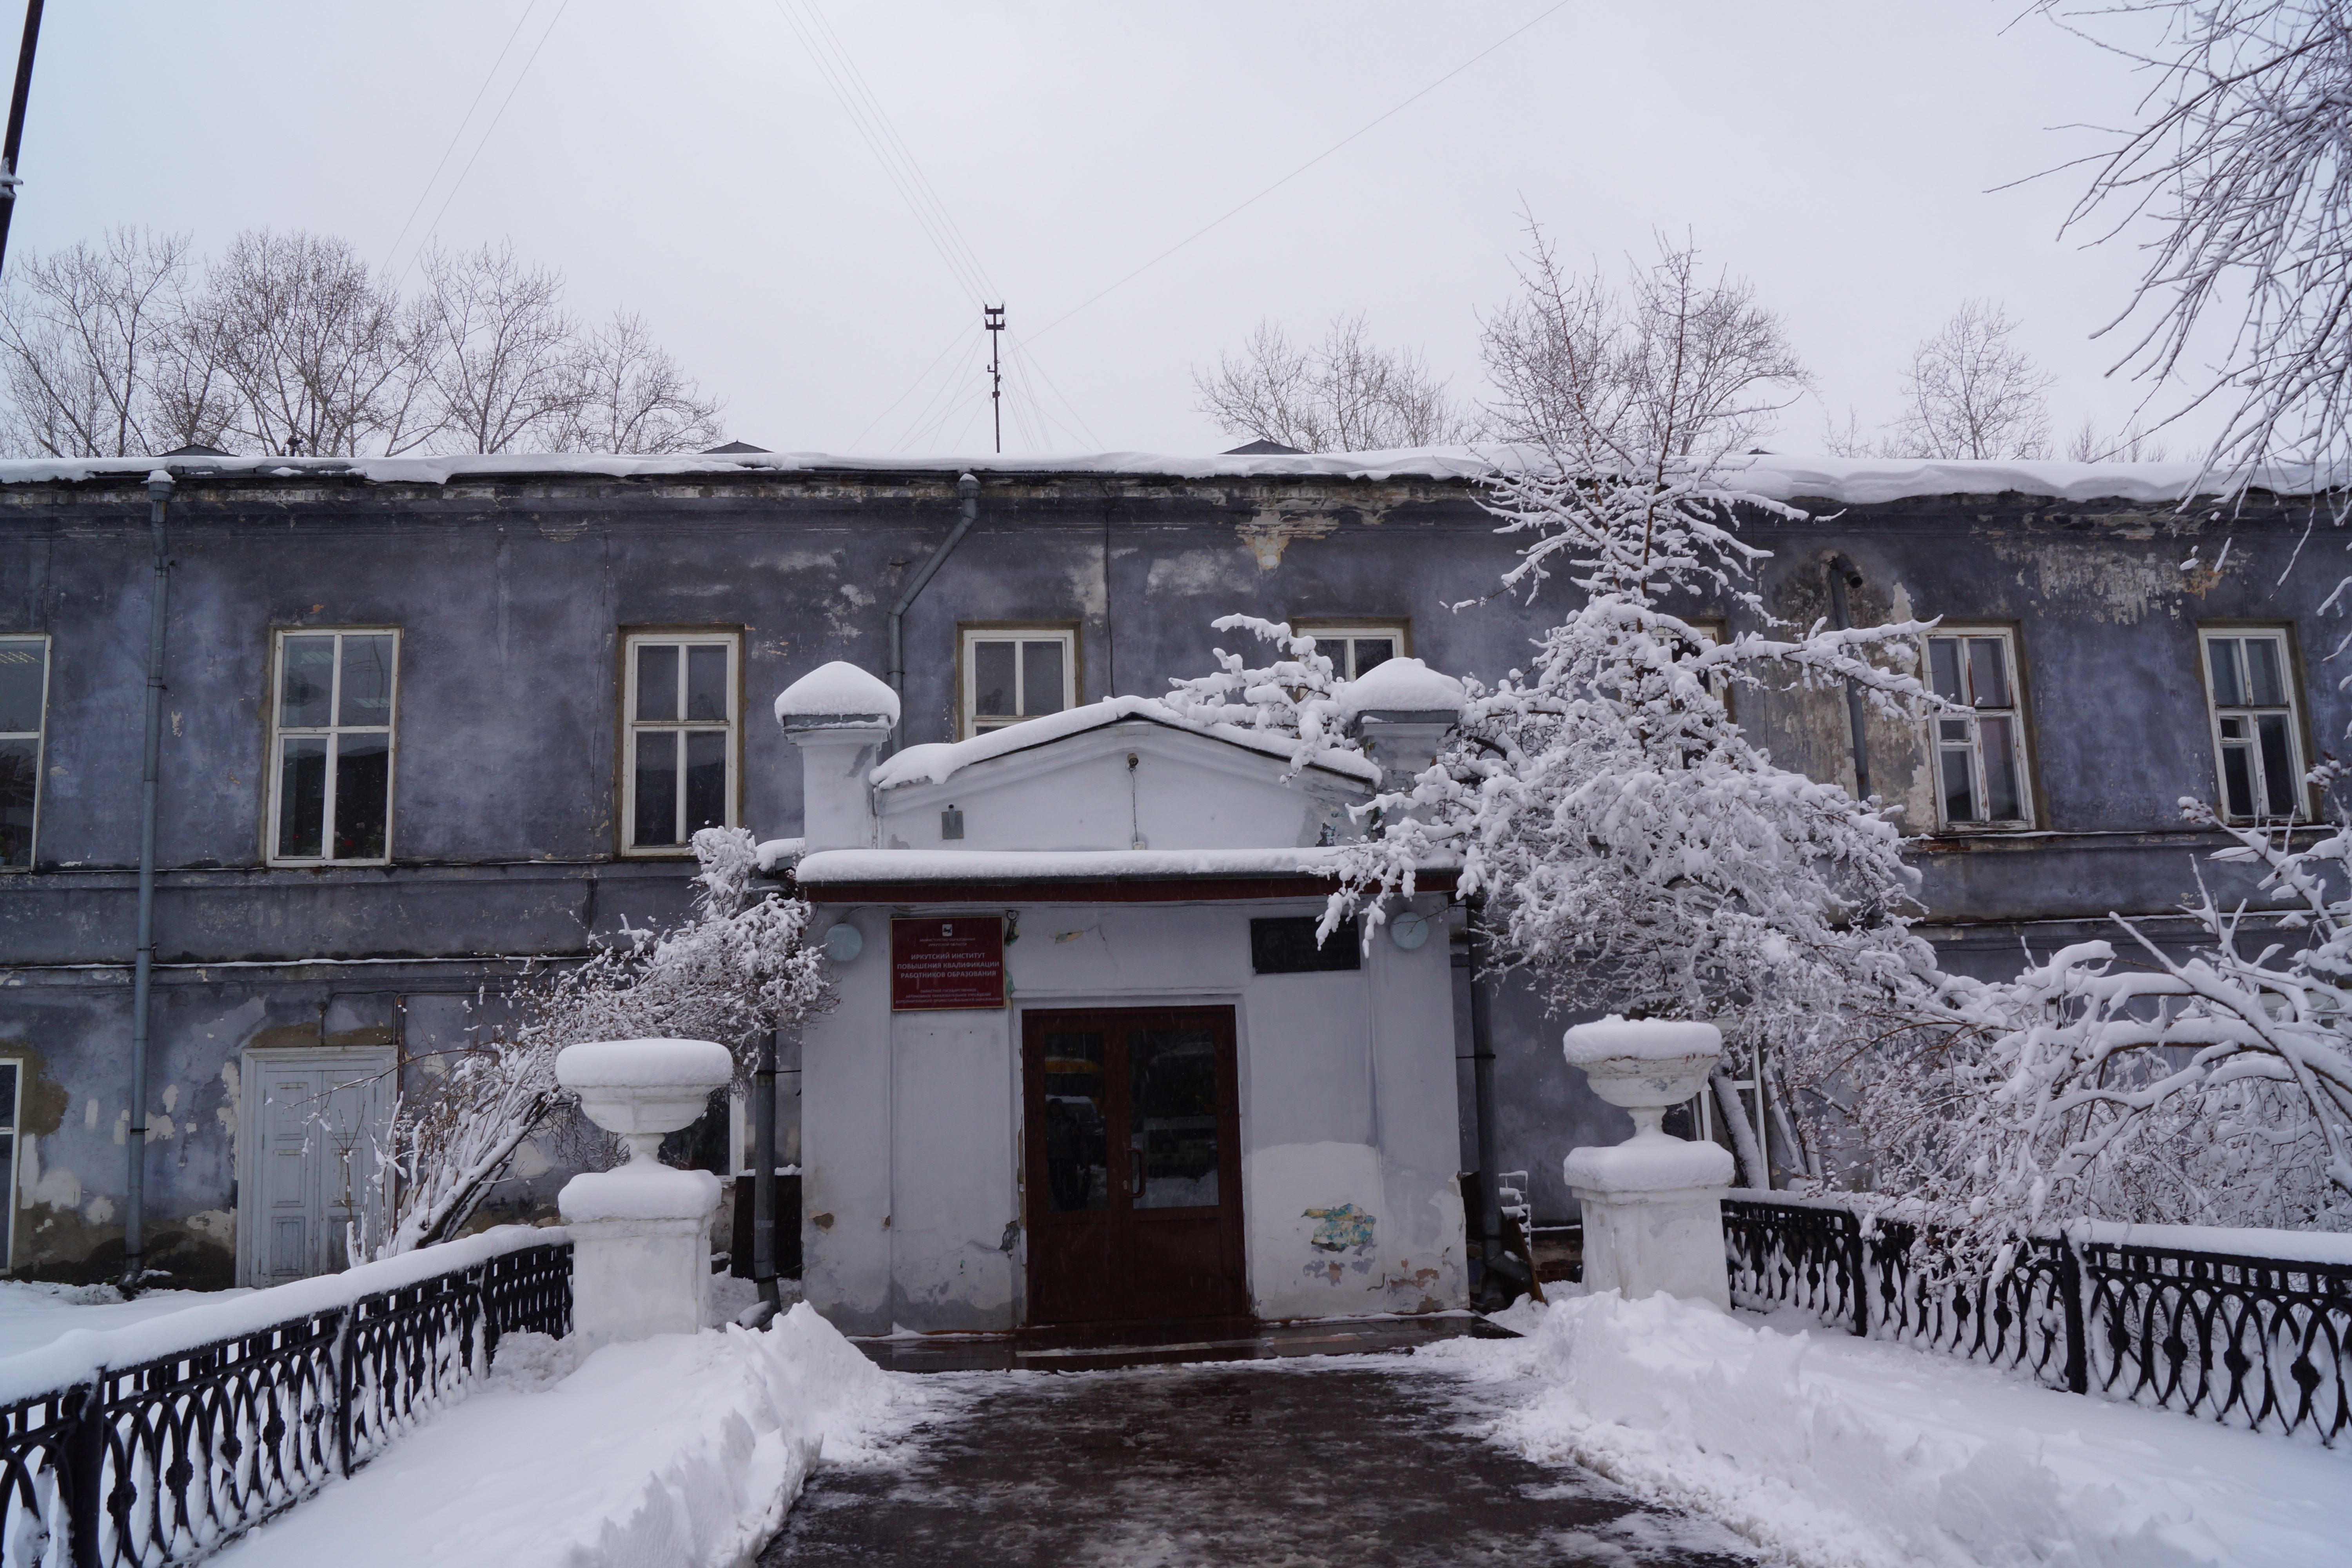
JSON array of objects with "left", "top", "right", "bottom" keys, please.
[
  {"left": 395, "top": 0, "right": 573, "bottom": 289},
  {"left": 1027, "top": 0, "right": 1577, "bottom": 345},
  {"left": 379, "top": 0, "right": 543, "bottom": 279},
  {"left": 848, "top": 320, "right": 973, "bottom": 450}
]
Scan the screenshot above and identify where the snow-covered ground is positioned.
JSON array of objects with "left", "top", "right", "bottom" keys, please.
[
  {"left": 214, "top": 1302, "right": 918, "bottom": 1568},
  {"left": 0, "top": 1279, "right": 252, "bottom": 1361},
  {"left": 1425, "top": 1290, "right": 2347, "bottom": 1568}
]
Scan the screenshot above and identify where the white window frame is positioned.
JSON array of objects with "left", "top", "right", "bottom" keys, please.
[
  {"left": 265, "top": 628, "right": 400, "bottom": 867},
  {"left": 2199, "top": 626, "right": 2308, "bottom": 822},
  {"left": 1294, "top": 622, "right": 1410, "bottom": 681},
  {"left": 959, "top": 625, "right": 1078, "bottom": 739},
  {"left": 621, "top": 630, "right": 742, "bottom": 856},
  {"left": 1924, "top": 626, "right": 2034, "bottom": 831},
  {"left": 0, "top": 634, "right": 50, "bottom": 871}
]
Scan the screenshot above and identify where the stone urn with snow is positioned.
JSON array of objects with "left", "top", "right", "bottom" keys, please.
[
  {"left": 1560, "top": 1016, "right": 1735, "bottom": 1309},
  {"left": 557, "top": 1037, "right": 735, "bottom": 1348}
]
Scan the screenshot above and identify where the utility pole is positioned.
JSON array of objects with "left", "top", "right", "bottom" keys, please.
[
  {"left": 0, "top": 1, "right": 43, "bottom": 276},
  {"left": 984, "top": 303, "right": 1004, "bottom": 454}
]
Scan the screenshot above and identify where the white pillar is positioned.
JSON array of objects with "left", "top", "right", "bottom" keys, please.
[
  {"left": 556, "top": 1038, "right": 736, "bottom": 1349},
  {"left": 1560, "top": 1017, "right": 1735, "bottom": 1309},
  {"left": 773, "top": 661, "right": 900, "bottom": 853}
]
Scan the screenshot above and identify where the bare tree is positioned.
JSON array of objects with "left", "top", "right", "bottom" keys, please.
[
  {"left": 2045, "top": 0, "right": 2352, "bottom": 485},
  {"left": 415, "top": 241, "right": 581, "bottom": 455},
  {"left": 193, "top": 230, "right": 434, "bottom": 457},
  {"left": 1887, "top": 300, "right": 2056, "bottom": 460},
  {"left": 557, "top": 309, "right": 726, "bottom": 454},
  {"left": 1193, "top": 312, "right": 1478, "bottom": 451},
  {"left": 2065, "top": 414, "right": 2171, "bottom": 463},
  {"left": 1481, "top": 224, "right": 1814, "bottom": 463},
  {"left": 0, "top": 229, "right": 219, "bottom": 457}
]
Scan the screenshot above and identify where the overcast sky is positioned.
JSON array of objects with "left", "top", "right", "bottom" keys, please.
[{"left": 12, "top": 1, "right": 2188, "bottom": 458}]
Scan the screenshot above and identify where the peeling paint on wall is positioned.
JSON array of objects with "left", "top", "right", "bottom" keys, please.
[{"left": 1304, "top": 1203, "right": 1375, "bottom": 1252}]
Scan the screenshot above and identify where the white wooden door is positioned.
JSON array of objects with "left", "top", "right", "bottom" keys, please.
[{"left": 241, "top": 1051, "right": 392, "bottom": 1287}]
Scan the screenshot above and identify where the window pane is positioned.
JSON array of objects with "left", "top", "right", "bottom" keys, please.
[
  {"left": 2208, "top": 639, "right": 2245, "bottom": 708},
  {"left": 1353, "top": 638, "right": 1395, "bottom": 677},
  {"left": 1966, "top": 638, "right": 2010, "bottom": 708},
  {"left": 974, "top": 641, "right": 1016, "bottom": 717},
  {"left": 1022, "top": 640, "right": 1065, "bottom": 717},
  {"left": 280, "top": 636, "right": 336, "bottom": 727},
  {"left": 0, "top": 736, "right": 36, "bottom": 867},
  {"left": 333, "top": 733, "right": 390, "bottom": 859},
  {"left": 0, "top": 1062, "right": 16, "bottom": 1127},
  {"left": 1038, "top": 1032, "right": 1108, "bottom": 1213},
  {"left": 2246, "top": 637, "right": 2287, "bottom": 708},
  {"left": 685, "top": 730, "right": 728, "bottom": 833},
  {"left": 1927, "top": 639, "right": 1964, "bottom": 703},
  {"left": 1980, "top": 716, "right": 2021, "bottom": 820},
  {"left": 1132, "top": 1027, "right": 1220, "bottom": 1209},
  {"left": 686, "top": 645, "right": 728, "bottom": 722},
  {"left": 0, "top": 643, "right": 42, "bottom": 733},
  {"left": 277, "top": 737, "right": 328, "bottom": 857},
  {"left": 2221, "top": 743, "right": 2256, "bottom": 819},
  {"left": 337, "top": 635, "right": 395, "bottom": 727},
  {"left": 634, "top": 731, "right": 679, "bottom": 846},
  {"left": 1937, "top": 719, "right": 1969, "bottom": 743},
  {"left": 2258, "top": 713, "right": 2297, "bottom": 817},
  {"left": 635, "top": 644, "right": 679, "bottom": 722},
  {"left": 1940, "top": 747, "right": 1977, "bottom": 823}
]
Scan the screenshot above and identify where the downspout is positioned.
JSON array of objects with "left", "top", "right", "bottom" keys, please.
[
  {"left": 1827, "top": 555, "right": 1872, "bottom": 801},
  {"left": 751, "top": 1026, "right": 780, "bottom": 1321},
  {"left": 125, "top": 468, "right": 172, "bottom": 1291},
  {"left": 885, "top": 472, "right": 980, "bottom": 756}
]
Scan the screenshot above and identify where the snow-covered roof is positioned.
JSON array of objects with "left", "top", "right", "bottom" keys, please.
[
  {"left": 1336, "top": 657, "right": 1466, "bottom": 719},
  {"left": 773, "top": 661, "right": 900, "bottom": 724},
  {"left": 868, "top": 694, "right": 1383, "bottom": 790},
  {"left": 793, "top": 846, "right": 1372, "bottom": 886},
  {"left": 0, "top": 446, "right": 2331, "bottom": 506}
]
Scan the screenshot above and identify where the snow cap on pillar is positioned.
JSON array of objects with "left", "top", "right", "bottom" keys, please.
[
  {"left": 773, "top": 660, "right": 900, "bottom": 726},
  {"left": 1337, "top": 657, "right": 1464, "bottom": 793}
]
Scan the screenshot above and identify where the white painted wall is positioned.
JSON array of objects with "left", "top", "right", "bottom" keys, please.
[{"left": 797, "top": 894, "right": 1466, "bottom": 1334}]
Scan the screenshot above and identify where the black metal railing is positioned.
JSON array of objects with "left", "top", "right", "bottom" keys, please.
[
  {"left": 0, "top": 1237, "right": 570, "bottom": 1568},
  {"left": 1725, "top": 1196, "right": 2350, "bottom": 1447}
]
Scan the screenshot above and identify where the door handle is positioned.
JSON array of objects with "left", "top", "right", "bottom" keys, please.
[{"left": 1128, "top": 1148, "right": 1144, "bottom": 1199}]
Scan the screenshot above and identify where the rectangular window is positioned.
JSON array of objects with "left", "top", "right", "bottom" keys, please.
[
  {"left": 2201, "top": 628, "right": 2306, "bottom": 821},
  {"left": 268, "top": 629, "right": 397, "bottom": 864},
  {"left": 961, "top": 626, "right": 1076, "bottom": 738},
  {"left": 623, "top": 631, "right": 740, "bottom": 853},
  {"left": 1296, "top": 623, "right": 1408, "bottom": 681},
  {"left": 1925, "top": 628, "right": 2033, "bottom": 829},
  {"left": 0, "top": 635, "right": 49, "bottom": 869}
]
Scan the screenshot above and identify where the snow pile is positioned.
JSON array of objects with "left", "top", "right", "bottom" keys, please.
[
  {"left": 216, "top": 1304, "right": 907, "bottom": 1568},
  {"left": 559, "top": 1163, "right": 722, "bottom": 1223},
  {"left": 772, "top": 661, "right": 899, "bottom": 724},
  {"left": 1561, "top": 1015, "right": 1723, "bottom": 1063},
  {"left": 0, "top": 1280, "right": 255, "bottom": 1362},
  {"left": 1334, "top": 656, "right": 1466, "bottom": 719},
  {"left": 1426, "top": 1291, "right": 2347, "bottom": 1568},
  {"left": 867, "top": 693, "right": 1382, "bottom": 790},
  {"left": 553, "top": 1036, "right": 735, "bottom": 1089},
  {"left": 793, "top": 845, "right": 1376, "bottom": 886}
]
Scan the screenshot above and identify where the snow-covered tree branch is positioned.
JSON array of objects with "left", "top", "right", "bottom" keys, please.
[{"left": 363, "top": 828, "right": 832, "bottom": 1258}]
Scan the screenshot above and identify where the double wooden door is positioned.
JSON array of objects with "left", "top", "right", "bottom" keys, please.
[{"left": 1022, "top": 1006, "right": 1247, "bottom": 1324}]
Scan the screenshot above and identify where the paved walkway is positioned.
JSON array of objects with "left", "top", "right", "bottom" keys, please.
[{"left": 761, "top": 1355, "right": 1757, "bottom": 1567}]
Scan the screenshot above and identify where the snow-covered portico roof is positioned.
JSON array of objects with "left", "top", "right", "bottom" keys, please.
[{"left": 869, "top": 695, "right": 1381, "bottom": 792}]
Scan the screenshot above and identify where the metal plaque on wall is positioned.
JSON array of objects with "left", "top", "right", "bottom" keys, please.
[{"left": 890, "top": 916, "right": 1007, "bottom": 1010}]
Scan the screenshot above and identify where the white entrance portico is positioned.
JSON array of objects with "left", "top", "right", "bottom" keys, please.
[{"left": 773, "top": 663, "right": 1470, "bottom": 1336}]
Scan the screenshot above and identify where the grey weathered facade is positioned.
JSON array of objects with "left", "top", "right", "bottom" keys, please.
[{"left": 0, "top": 450, "right": 2336, "bottom": 1289}]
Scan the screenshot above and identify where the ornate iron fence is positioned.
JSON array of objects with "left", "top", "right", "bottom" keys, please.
[
  {"left": 1725, "top": 1196, "right": 2350, "bottom": 1447},
  {"left": 0, "top": 1237, "right": 570, "bottom": 1568}
]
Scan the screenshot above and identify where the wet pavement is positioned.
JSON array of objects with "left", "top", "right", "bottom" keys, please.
[{"left": 760, "top": 1356, "right": 1757, "bottom": 1567}]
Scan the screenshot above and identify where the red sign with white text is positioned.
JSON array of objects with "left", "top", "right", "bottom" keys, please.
[{"left": 890, "top": 916, "right": 1007, "bottom": 1011}]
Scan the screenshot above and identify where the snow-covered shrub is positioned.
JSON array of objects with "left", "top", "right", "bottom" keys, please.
[{"left": 365, "top": 827, "right": 833, "bottom": 1258}]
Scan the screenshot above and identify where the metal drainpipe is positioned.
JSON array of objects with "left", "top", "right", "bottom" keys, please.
[
  {"left": 753, "top": 1026, "right": 780, "bottom": 1318},
  {"left": 885, "top": 472, "right": 980, "bottom": 755},
  {"left": 1827, "top": 555, "right": 1873, "bottom": 801},
  {"left": 1466, "top": 909, "right": 1508, "bottom": 1301},
  {"left": 125, "top": 468, "right": 172, "bottom": 1291}
]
